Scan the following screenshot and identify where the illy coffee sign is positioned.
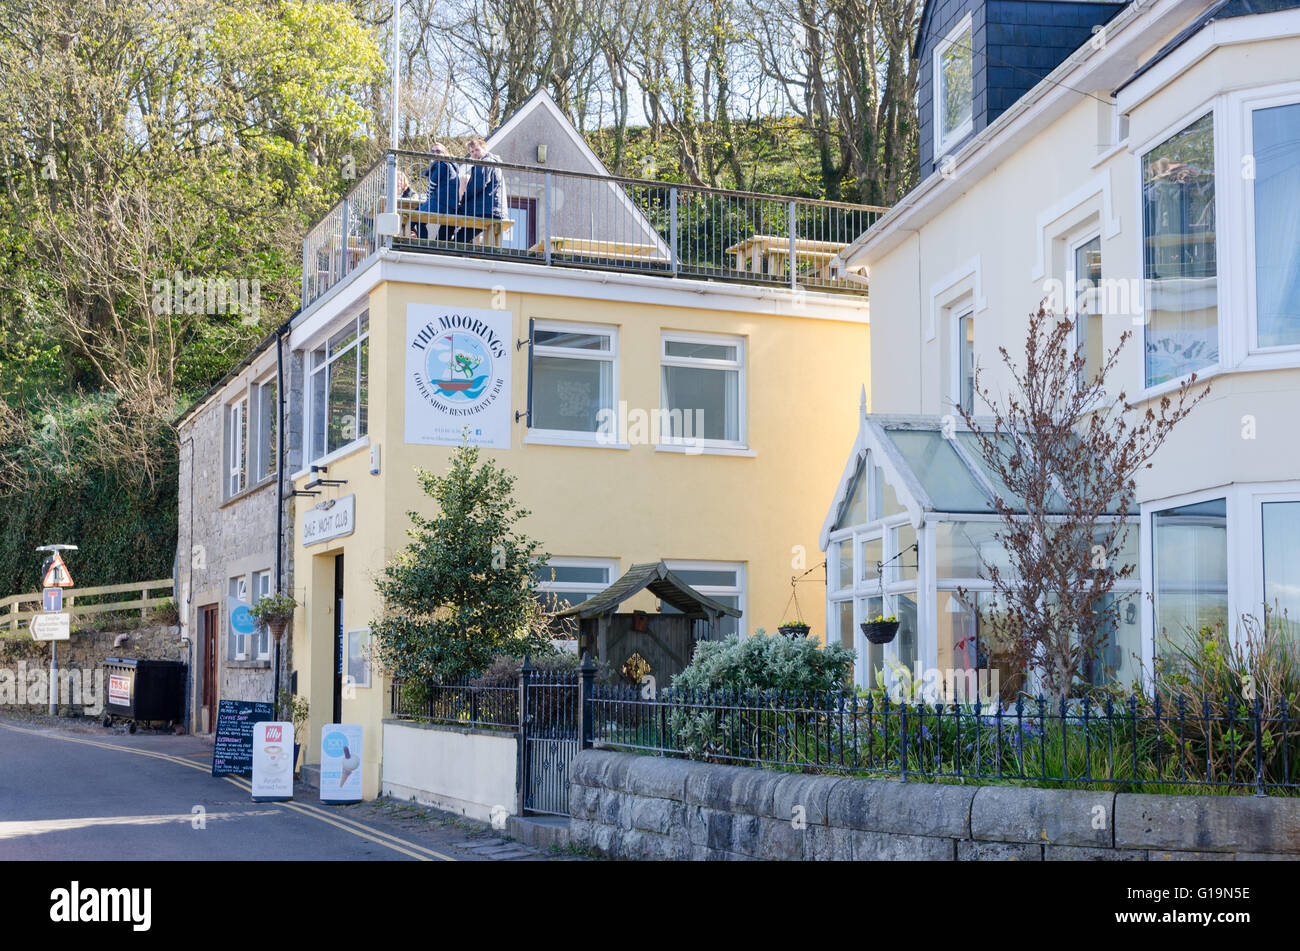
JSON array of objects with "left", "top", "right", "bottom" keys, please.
[{"left": 302, "top": 494, "right": 355, "bottom": 547}]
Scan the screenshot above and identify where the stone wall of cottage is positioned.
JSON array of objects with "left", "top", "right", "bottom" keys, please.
[{"left": 568, "top": 750, "right": 1300, "bottom": 860}]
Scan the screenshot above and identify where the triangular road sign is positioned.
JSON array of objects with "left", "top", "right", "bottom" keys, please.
[{"left": 42, "top": 552, "right": 74, "bottom": 588}]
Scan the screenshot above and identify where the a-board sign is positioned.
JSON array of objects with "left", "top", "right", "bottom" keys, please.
[
  {"left": 320, "top": 723, "right": 363, "bottom": 804},
  {"left": 211, "top": 699, "right": 275, "bottom": 777},
  {"left": 251, "top": 721, "right": 295, "bottom": 802}
]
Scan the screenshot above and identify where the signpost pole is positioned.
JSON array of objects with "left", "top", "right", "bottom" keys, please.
[
  {"left": 49, "top": 641, "right": 57, "bottom": 716},
  {"left": 35, "top": 543, "right": 78, "bottom": 717}
]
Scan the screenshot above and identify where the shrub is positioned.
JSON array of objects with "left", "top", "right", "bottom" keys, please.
[{"left": 671, "top": 629, "right": 855, "bottom": 694}]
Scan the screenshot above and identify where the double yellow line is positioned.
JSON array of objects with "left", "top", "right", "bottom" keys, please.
[{"left": 0, "top": 722, "right": 455, "bottom": 861}]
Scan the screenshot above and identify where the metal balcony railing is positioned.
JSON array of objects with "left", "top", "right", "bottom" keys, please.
[{"left": 301, "top": 150, "right": 885, "bottom": 308}]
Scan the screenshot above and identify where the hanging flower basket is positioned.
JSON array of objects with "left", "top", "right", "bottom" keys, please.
[
  {"left": 778, "top": 622, "right": 811, "bottom": 638},
  {"left": 861, "top": 619, "right": 900, "bottom": 645}
]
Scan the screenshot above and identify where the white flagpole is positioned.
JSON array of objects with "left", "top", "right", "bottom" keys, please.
[{"left": 390, "top": 0, "right": 401, "bottom": 150}]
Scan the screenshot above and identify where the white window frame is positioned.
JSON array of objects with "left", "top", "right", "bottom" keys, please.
[
  {"left": 948, "top": 303, "right": 975, "bottom": 415},
  {"left": 227, "top": 397, "right": 249, "bottom": 498},
  {"left": 251, "top": 374, "right": 278, "bottom": 483},
  {"left": 1134, "top": 100, "right": 1225, "bottom": 400},
  {"left": 1237, "top": 83, "right": 1300, "bottom": 361},
  {"left": 251, "top": 569, "right": 272, "bottom": 661},
  {"left": 663, "top": 560, "right": 746, "bottom": 638},
  {"left": 1066, "top": 227, "right": 1103, "bottom": 388},
  {"left": 525, "top": 320, "right": 620, "bottom": 448},
  {"left": 933, "top": 13, "right": 974, "bottom": 158},
  {"left": 304, "top": 311, "right": 369, "bottom": 469},
  {"left": 534, "top": 557, "right": 619, "bottom": 609},
  {"left": 659, "top": 331, "right": 747, "bottom": 451},
  {"left": 228, "top": 575, "right": 250, "bottom": 661}
]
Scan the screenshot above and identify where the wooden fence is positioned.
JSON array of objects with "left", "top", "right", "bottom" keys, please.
[{"left": 0, "top": 579, "right": 175, "bottom": 633}]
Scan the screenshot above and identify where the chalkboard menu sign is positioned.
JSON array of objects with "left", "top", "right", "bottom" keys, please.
[{"left": 211, "top": 699, "right": 275, "bottom": 777}]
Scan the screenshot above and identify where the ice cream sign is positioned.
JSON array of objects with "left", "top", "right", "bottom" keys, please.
[{"left": 319, "top": 724, "right": 363, "bottom": 804}]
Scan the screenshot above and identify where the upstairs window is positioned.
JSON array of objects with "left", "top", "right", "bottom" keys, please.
[
  {"left": 1070, "top": 234, "right": 1104, "bottom": 384},
  {"left": 661, "top": 333, "right": 745, "bottom": 448},
  {"left": 1251, "top": 101, "right": 1300, "bottom": 349},
  {"left": 309, "top": 313, "right": 369, "bottom": 462},
  {"left": 253, "top": 377, "right": 278, "bottom": 481},
  {"left": 1142, "top": 113, "right": 1217, "bottom": 387},
  {"left": 955, "top": 309, "right": 975, "bottom": 414},
  {"left": 227, "top": 397, "right": 248, "bottom": 497},
  {"left": 935, "top": 15, "right": 974, "bottom": 155},
  {"left": 530, "top": 323, "right": 616, "bottom": 438}
]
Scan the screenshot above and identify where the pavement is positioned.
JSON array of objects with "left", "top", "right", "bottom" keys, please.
[{"left": 0, "top": 712, "right": 587, "bottom": 862}]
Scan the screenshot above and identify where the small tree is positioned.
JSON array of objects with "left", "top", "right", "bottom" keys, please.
[
  {"left": 371, "top": 441, "right": 551, "bottom": 683},
  {"left": 957, "top": 306, "right": 1210, "bottom": 701}
]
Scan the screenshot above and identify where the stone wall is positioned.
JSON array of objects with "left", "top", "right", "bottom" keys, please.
[
  {"left": 0, "top": 622, "right": 186, "bottom": 717},
  {"left": 568, "top": 750, "right": 1300, "bottom": 860}
]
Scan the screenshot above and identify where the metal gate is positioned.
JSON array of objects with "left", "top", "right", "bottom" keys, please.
[{"left": 520, "top": 670, "right": 580, "bottom": 816}]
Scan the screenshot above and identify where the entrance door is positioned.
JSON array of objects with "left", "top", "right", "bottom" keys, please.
[
  {"left": 201, "top": 604, "right": 218, "bottom": 731},
  {"left": 333, "top": 554, "right": 344, "bottom": 723}
]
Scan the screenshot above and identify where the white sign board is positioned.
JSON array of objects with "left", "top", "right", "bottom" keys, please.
[
  {"left": 251, "top": 721, "right": 295, "bottom": 802},
  {"left": 31, "top": 612, "right": 70, "bottom": 641},
  {"left": 405, "top": 304, "right": 512, "bottom": 449},
  {"left": 302, "top": 494, "right": 355, "bottom": 547},
  {"left": 320, "top": 723, "right": 363, "bottom": 804}
]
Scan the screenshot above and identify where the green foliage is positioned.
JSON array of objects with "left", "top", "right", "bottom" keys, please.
[
  {"left": 371, "top": 441, "right": 552, "bottom": 682},
  {"left": 672, "top": 629, "right": 856, "bottom": 694},
  {"left": 276, "top": 690, "right": 310, "bottom": 736},
  {"left": 250, "top": 593, "right": 298, "bottom": 625}
]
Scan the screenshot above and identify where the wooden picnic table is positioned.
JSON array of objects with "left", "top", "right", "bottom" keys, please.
[
  {"left": 725, "top": 235, "right": 850, "bottom": 277},
  {"left": 528, "top": 236, "right": 668, "bottom": 262},
  {"left": 396, "top": 196, "right": 513, "bottom": 247}
]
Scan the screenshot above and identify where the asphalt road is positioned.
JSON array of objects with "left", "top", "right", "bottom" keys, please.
[{"left": 0, "top": 716, "right": 562, "bottom": 861}]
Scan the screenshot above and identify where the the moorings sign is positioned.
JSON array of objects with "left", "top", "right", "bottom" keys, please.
[
  {"left": 405, "top": 304, "right": 512, "bottom": 449},
  {"left": 302, "top": 494, "right": 355, "bottom": 547}
]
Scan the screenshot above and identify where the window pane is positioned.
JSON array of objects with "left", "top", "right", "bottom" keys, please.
[
  {"left": 872, "top": 464, "right": 905, "bottom": 519},
  {"left": 834, "top": 459, "right": 868, "bottom": 529},
  {"left": 888, "top": 430, "right": 991, "bottom": 512},
  {"left": 858, "top": 596, "right": 884, "bottom": 688},
  {"left": 958, "top": 314, "right": 974, "bottom": 413},
  {"left": 1252, "top": 103, "right": 1300, "bottom": 348},
  {"left": 894, "top": 523, "right": 917, "bottom": 582},
  {"left": 836, "top": 539, "right": 853, "bottom": 591},
  {"left": 936, "top": 521, "right": 1010, "bottom": 578},
  {"left": 1263, "top": 501, "right": 1300, "bottom": 641},
  {"left": 327, "top": 347, "right": 358, "bottom": 453},
  {"left": 663, "top": 365, "right": 739, "bottom": 441},
  {"left": 895, "top": 593, "right": 918, "bottom": 671},
  {"left": 860, "top": 537, "right": 883, "bottom": 583},
  {"left": 836, "top": 598, "right": 855, "bottom": 655},
  {"left": 665, "top": 340, "right": 737, "bottom": 361},
  {"left": 1143, "top": 113, "right": 1217, "bottom": 387},
  {"left": 357, "top": 338, "right": 369, "bottom": 440},
  {"left": 328, "top": 322, "right": 358, "bottom": 357},
  {"left": 1073, "top": 236, "right": 1104, "bottom": 381},
  {"left": 236, "top": 400, "right": 248, "bottom": 494},
  {"left": 671, "top": 568, "right": 738, "bottom": 588},
  {"left": 940, "top": 26, "right": 972, "bottom": 140},
  {"left": 257, "top": 382, "right": 277, "bottom": 479},
  {"left": 1153, "top": 498, "right": 1227, "bottom": 656},
  {"left": 310, "top": 366, "right": 327, "bottom": 461},
  {"left": 535, "top": 564, "right": 611, "bottom": 585},
  {"left": 532, "top": 354, "right": 612, "bottom": 432},
  {"left": 535, "top": 329, "right": 611, "bottom": 351}
]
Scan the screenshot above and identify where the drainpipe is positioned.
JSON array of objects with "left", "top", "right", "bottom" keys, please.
[
  {"left": 274, "top": 326, "right": 286, "bottom": 711},
  {"left": 180, "top": 433, "right": 195, "bottom": 734}
]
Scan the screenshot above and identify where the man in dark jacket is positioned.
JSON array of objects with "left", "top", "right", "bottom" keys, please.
[
  {"left": 455, "top": 137, "right": 507, "bottom": 243},
  {"left": 418, "top": 143, "right": 461, "bottom": 241}
]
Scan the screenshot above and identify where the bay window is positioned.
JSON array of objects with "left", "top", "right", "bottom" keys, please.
[
  {"left": 1152, "top": 498, "right": 1228, "bottom": 655},
  {"left": 1142, "top": 113, "right": 1218, "bottom": 388},
  {"left": 1262, "top": 501, "right": 1300, "bottom": 639},
  {"left": 1251, "top": 101, "right": 1300, "bottom": 349}
]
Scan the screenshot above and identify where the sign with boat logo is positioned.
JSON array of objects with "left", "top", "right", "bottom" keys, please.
[{"left": 406, "top": 304, "right": 512, "bottom": 449}]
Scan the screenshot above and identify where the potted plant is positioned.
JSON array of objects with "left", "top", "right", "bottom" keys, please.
[
  {"left": 276, "top": 689, "right": 310, "bottom": 778},
  {"left": 860, "top": 614, "right": 900, "bottom": 644},
  {"left": 250, "top": 593, "right": 298, "bottom": 642},
  {"left": 777, "top": 620, "right": 811, "bottom": 638}
]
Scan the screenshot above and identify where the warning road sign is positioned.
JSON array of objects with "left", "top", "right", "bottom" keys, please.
[{"left": 41, "top": 552, "right": 74, "bottom": 588}]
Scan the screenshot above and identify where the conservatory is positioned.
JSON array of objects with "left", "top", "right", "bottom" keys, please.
[{"left": 819, "top": 413, "right": 1141, "bottom": 699}]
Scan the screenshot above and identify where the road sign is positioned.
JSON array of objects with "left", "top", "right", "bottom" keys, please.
[
  {"left": 41, "top": 552, "right": 74, "bottom": 588},
  {"left": 31, "top": 612, "right": 71, "bottom": 641},
  {"left": 43, "top": 588, "right": 63, "bottom": 611}
]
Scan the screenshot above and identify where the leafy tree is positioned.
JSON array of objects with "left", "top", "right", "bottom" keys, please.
[
  {"left": 372, "top": 442, "right": 552, "bottom": 682},
  {"left": 957, "top": 307, "right": 1210, "bottom": 701}
]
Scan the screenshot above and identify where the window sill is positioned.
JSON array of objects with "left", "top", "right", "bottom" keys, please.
[
  {"left": 227, "top": 658, "right": 272, "bottom": 669},
  {"left": 292, "top": 435, "right": 370, "bottom": 482},
  {"left": 934, "top": 118, "right": 973, "bottom": 161},
  {"left": 524, "top": 431, "right": 630, "bottom": 450},
  {"left": 1139, "top": 366, "right": 1220, "bottom": 403},
  {"left": 655, "top": 443, "right": 756, "bottom": 458},
  {"left": 220, "top": 477, "right": 277, "bottom": 509}
]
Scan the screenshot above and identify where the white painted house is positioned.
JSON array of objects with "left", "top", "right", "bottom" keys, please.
[{"left": 823, "top": 0, "right": 1300, "bottom": 692}]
